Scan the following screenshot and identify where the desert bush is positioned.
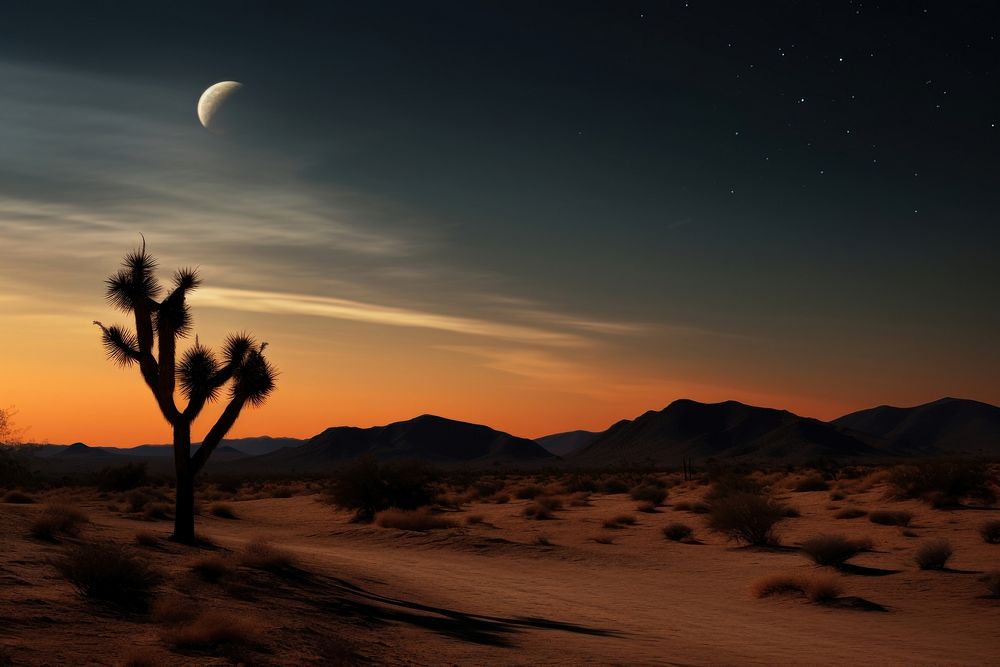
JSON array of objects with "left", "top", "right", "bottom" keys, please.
[
  {"left": 2, "top": 490, "right": 34, "bottom": 503},
  {"left": 162, "top": 610, "right": 260, "bottom": 650},
  {"left": 752, "top": 572, "right": 843, "bottom": 603},
  {"left": 210, "top": 503, "right": 238, "bottom": 519},
  {"left": 800, "top": 534, "right": 869, "bottom": 567},
  {"left": 326, "top": 456, "right": 435, "bottom": 522},
  {"left": 662, "top": 522, "right": 693, "bottom": 541},
  {"left": 600, "top": 477, "right": 630, "bottom": 494},
  {"left": 490, "top": 492, "right": 511, "bottom": 504},
  {"left": 564, "top": 474, "right": 599, "bottom": 494},
  {"left": 636, "top": 501, "right": 658, "bottom": 513},
  {"left": 375, "top": 508, "right": 456, "bottom": 531},
  {"left": 792, "top": 474, "right": 829, "bottom": 492},
  {"left": 96, "top": 462, "right": 148, "bottom": 492},
  {"left": 514, "top": 484, "right": 545, "bottom": 500},
  {"left": 869, "top": 510, "right": 913, "bottom": 526},
  {"left": 834, "top": 507, "right": 867, "bottom": 519},
  {"left": 602, "top": 514, "right": 637, "bottom": 529},
  {"left": 240, "top": 539, "right": 297, "bottom": 573},
  {"left": 629, "top": 485, "right": 667, "bottom": 505},
  {"left": 915, "top": 539, "right": 953, "bottom": 570},
  {"left": 569, "top": 492, "right": 592, "bottom": 506},
  {"left": 523, "top": 502, "right": 554, "bottom": 520},
  {"left": 982, "top": 571, "right": 1000, "bottom": 597},
  {"left": 143, "top": 502, "right": 172, "bottom": 520},
  {"left": 30, "top": 504, "right": 88, "bottom": 541},
  {"left": 190, "top": 555, "right": 234, "bottom": 582},
  {"left": 134, "top": 531, "right": 159, "bottom": 547},
  {"left": 55, "top": 541, "right": 161, "bottom": 611},
  {"left": 705, "top": 474, "right": 763, "bottom": 503},
  {"left": 708, "top": 492, "right": 785, "bottom": 546},
  {"left": 887, "top": 460, "right": 996, "bottom": 508},
  {"left": 979, "top": 520, "right": 1000, "bottom": 544}
]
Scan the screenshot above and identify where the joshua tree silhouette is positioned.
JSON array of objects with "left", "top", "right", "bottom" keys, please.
[{"left": 94, "top": 242, "right": 276, "bottom": 543}]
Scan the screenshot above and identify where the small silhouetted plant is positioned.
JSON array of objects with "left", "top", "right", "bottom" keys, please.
[
  {"left": 980, "top": 520, "right": 1000, "bottom": 544},
  {"left": 600, "top": 477, "right": 630, "bottom": 494},
  {"left": 30, "top": 504, "right": 88, "bottom": 541},
  {"left": 752, "top": 572, "right": 842, "bottom": 603},
  {"left": 629, "top": 485, "right": 667, "bottom": 505},
  {"left": 800, "top": 534, "right": 871, "bottom": 567},
  {"left": 55, "top": 541, "right": 161, "bottom": 612},
  {"left": 869, "top": 509, "right": 913, "bottom": 526},
  {"left": 96, "top": 462, "right": 149, "bottom": 492},
  {"left": 326, "top": 455, "right": 435, "bottom": 522},
  {"left": 915, "top": 539, "right": 953, "bottom": 570},
  {"left": 603, "top": 514, "right": 636, "bottom": 529},
  {"left": 662, "top": 522, "right": 693, "bottom": 542},
  {"left": 708, "top": 492, "right": 785, "bottom": 546},
  {"left": 514, "top": 484, "right": 545, "bottom": 500},
  {"left": 94, "top": 243, "right": 276, "bottom": 544}
]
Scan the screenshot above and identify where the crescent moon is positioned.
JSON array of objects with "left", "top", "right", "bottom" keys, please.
[{"left": 197, "top": 81, "right": 243, "bottom": 131}]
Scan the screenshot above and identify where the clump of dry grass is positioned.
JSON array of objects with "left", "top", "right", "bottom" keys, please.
[
  {"left": 30, "top": 504, "right": 88, "bottom": 541},
  {"left": 707, "top": 492, "right": 786, "bottom": 546},
  {"left": 629, "top": 484, "right": 667, "bottom": 505},
  {"left": 800, "top": 534, "right": 872, "bottom": 567},
  {"left": 979, "top": 520, "right": 1000, "bottom": 544},
  {"left": 662, "top": 522, "right": 693, "bottom": 542},
  {"left": 834, "top": 507, "right": 867, "bottom": 519},
  {"left": 161, "top": 610, "right": 261, "bottom": 651},
  {"left": 190, "top": 555, "right": 234, "bottom": 582},
  {"left": 982, "top": 571, "right": 1000, "bottom": 597},
  {"left": 375, "top": 508, "right": 456, "bottom": 531},
  {"left": 55, "top": 541, "right": 161, "bottom": 612},
  {"left": 239, "top": 539, "right": 298, "bottom": 573},
  {"left": 2, "top": 490, "right": 34, "bottom": 504},
  {"left": 209, "top": 503, "right": 238, "bottom": 519},
  {"left": 869, "top": 509, "right": 913, "bottom": 526},
  {"left": 636, "top": 501, "right": 659, "bottom": 513},
  {"left": 523, "top": 502, "right": 554, "bottom": 520},
  {"left": 603, "top": 514, "right": 637, "bottom": 529},
  {"left": 915, "top": 539, "right": 953, "bottom": 570},
  {"left": 134, "top": 531, "right": 160, "bottom": 548},
  {"left": 752, "top": 572, "right": 843, "bottom": 603}
]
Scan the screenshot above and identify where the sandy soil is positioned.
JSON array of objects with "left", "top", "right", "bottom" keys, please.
[{"left": 1, "top": 480, "right": 999, "bottom": 666}]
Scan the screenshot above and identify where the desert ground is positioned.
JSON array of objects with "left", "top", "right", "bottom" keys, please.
[{"left": 2, "top": 469, "right": 999, "bottom": 666}]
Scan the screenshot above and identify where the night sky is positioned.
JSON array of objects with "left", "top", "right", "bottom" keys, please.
[{"left": 1, "top": 1, "right": 998, "bottom": 445}]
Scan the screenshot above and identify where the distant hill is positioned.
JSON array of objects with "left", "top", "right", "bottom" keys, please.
[
  {"left": 833, "top": 397, "right": 1000, "bottom": 456},
  {"left": 535, "top": 430, "right": 601, "bottom": 457},
  {"left": 236, "top": 414, "right": 555, "bottom": 473},
  {"left": 570, "top": 399, "right": 881, "bottom": 466},
  {"left": 95, "top": 436, "right": 305, "bottom": 458}
]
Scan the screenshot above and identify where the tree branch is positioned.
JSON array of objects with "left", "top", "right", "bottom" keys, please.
[{"left": 190, "top": 395, "right": 245, "bottom": 474}]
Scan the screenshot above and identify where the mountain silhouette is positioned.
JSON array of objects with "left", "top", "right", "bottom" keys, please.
[
  {"left": 832, "top": 397, "right": 1000, "bottom": 456},
  {"left": 235, "top": 414, "right": 554, "bottom": 473},
  {"left": 535, "top": 430, "right": 600, "bottom": 457},
  {"left": 570, "top": 399, "right": 880, "bottom": 466}
]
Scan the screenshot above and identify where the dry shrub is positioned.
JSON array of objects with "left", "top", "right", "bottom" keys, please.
[
  {"left": 834, "top": 507, "right": 867, "bottom": 519},
  {"left": 600, "top": 477, "right": 630, "bottom": 494},
  {"left": 210, "top": 503, "right": 238, "bottom": 519},
  {"left": 2, "top": 490, "right": 34, "bottom": 504},
  {"left": 603, "top": 514, "right": 637, "bottom": 529},
  {"left": 240, "top": 539, "right": 297, "bottom": 573},
  {"left": 514, "top": 485, "right": 545, "bottom": 500},
  {"left": 752, "top": 572, "right": 843, "bottom": 603},
  {"left": 982, "top": 571, "right": 1000, "bottom": 597},
  {"left": 523, "top": 502, "right": 554, "bottom": 520},
  {"left": 800, "top": 534, "right": 871, "bottom": 567},
  {"left": 326, "top": 456, "right": 434, "bottom": 522},
  {"left": 636, "top": 501, "right": 658, "bottom": 513},
  {"left": 915, "top": 539, "right": 953, "bottom": 570},
  {"left": 979, "top": 520, "right": 1000, "bottom": 544},
  {"left": 791, "top": 474, "right": 829, "bottom": 492},
  {"left": 568, "top": 492, "right": 592, "bottom": 507},
  {"left": 55, "top": 541, "right": 161, "bottom": 612},
  {"left": 708, "top": 492, "right": 785, "bottom": 546},
  {"left": 887, "top": 461, "right": 996, "bottom": 508},
  {"left": 162, "top": 610, "right": 260, "bottom": 650},
  {"left": 490, "top": 493, "right": 510, "bottom": 504},
  {"left": 191, "top": 555, "right": 234, "bottom": 582},
  {"left": 662, "top": 522, "right": 693, "bottom": 542},
  {"left": 629, "top": 485, "right": 667, "bottom": 505},
  {"left": 143, "top": 502, "right": 172, "bottom": 520},
  {"left": 134, "top": 531, "right": 159, "bottom": 548},
  {"left": 869, "top": 510, "right": 912, "bottom": 526},
  {"left": 375, "top": 508, "right": 456, "bottom": 531},
  {"left": 465, "top": 513, "right": 485, "bottom": 525},
  {"left": 30, "top": 504, "right": 88, "bottom": 541}
]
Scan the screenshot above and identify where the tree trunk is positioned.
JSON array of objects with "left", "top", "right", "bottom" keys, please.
[{"left": 171, "top": 422, "right": 196, "bottom": 544}]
